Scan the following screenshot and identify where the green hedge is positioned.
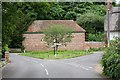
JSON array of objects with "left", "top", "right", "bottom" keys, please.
[{"left": 101, "top": 37, "right": 120, "bottom": 80}]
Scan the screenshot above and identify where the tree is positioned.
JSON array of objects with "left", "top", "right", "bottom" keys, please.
[
  {"left": 76, "top": 12, "right": 104, "bottom": 41},
  {"left": 43, "top": 24, "right": 72, "bottom": 55},
  {"left": 64, "top": 11, "right": 77, "bottom": 20},
  {"left": 2, "top": 2, "right": 37, "bottom": 50}
]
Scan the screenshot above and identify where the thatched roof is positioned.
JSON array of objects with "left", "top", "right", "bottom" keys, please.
[
  {"left": 26, "top": 20, "right": 86, "bottom": 33},
  {"left": 104, "top": 7, "right": 120, "bottom": 32}
]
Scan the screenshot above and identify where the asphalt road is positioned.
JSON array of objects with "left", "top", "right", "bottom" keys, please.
[{"left": 2, "top": 51, "right": 104, "bottom": 78}]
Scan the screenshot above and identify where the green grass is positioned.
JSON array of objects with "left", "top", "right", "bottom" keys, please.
[
  {"left": 20, "top": 50, "right": 94, "bottom": 60},
  {"left": 0, "top": 61, "right": 2, "bottom": 68},
  {"left": 0, "top": 53, "right": 1, "bottom": 57},
  {"left": 0, "top": 52, "right": 3, "bottom": 68}
]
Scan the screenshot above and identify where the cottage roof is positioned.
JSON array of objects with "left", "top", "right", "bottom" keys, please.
[
  {"left": 27, "top": 20, "right": 86, "bottom": 33},
  {"left": 104, "top": 7, "right": 120, "bottom": 32}
]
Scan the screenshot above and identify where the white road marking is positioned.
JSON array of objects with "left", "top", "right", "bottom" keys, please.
[
  {"left": 41, "top": 64, "right": 44, "bottom": 67},
  {"left": 45, "top": 69, "right": 49, "bottom": 75},
  {"left": 88, "top": 67, "right": 93, "bottom": 69},
  {"left": 81, "top": 67, "right": 89, "bottom": 70}
]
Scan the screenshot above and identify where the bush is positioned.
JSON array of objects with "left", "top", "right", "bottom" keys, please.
[
  {"left": 2, "top": 44, "right": 9, "bottom": 52},
  {"left": 101, "top": 37, "right": 120, "bottom": 80},
  {"left": 88, "top": 32, "right": 104, "bottom": 41}
]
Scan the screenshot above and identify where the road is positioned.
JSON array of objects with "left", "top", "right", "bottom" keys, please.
[{"left": 2, "top": 51, "right": 104, "bottom": 78}]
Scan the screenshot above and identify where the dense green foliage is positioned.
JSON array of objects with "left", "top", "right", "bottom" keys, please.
[
  {"left": 3, "top": 2, "right": 117, "bottom": 49},
  {"left": 101, "top": 37, "right": 120, "bottom": 80},
  {"left": 76, "top": 11, "right": 104, "bottom": 41},
  {"left": 2, "top": 2, "right": 37, "bottom": 50}
]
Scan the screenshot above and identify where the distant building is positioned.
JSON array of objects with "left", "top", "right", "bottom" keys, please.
[
  {"left": 23, "top": 20, "right": 105, "bottom": 51},
  {"left": 22, "top": 20, "right": 87, "bottom": 51},
  {"left": 104, "top": 7, "right": 120, "bottom": 40}
]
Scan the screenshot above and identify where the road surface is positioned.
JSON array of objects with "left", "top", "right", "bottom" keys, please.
[{"left": 2, "top": 51, "right": 104, "bottom": 78}]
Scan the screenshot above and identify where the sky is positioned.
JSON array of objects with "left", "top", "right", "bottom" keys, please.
[{"left": 116, "top": 0, "right": 120, "bottom": 4}]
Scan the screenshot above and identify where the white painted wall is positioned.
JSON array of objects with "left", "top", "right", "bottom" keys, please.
[{"left": 110, "top": 32, "right": 120, "bottom": 40}]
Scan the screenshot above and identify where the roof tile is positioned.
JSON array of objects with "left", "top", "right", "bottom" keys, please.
[{"left": 27, "top": 20, "right": 85, "bottom": 33}]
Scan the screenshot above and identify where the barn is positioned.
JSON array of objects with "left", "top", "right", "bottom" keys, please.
[{"left": 22, "top": 20, "right": 87, "bottom": 51}]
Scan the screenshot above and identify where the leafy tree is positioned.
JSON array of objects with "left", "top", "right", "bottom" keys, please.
[
  {"left": 48, "top": 3, "right": 65, "bottom": 20},
  {"left": 76, "top": 12, "right": 104, "bottom": 41},
  {"left": 2, "top": 2, "right": 37, "bottom": 50},
  {"left": 29, "top": 2, "right": 51, "bottom": 20},
  {"left": 64, "top": 11, "right": 77, "bottom": 20},
  {"left": 43, "top": 24, "right": 72, "bottom": 55}
]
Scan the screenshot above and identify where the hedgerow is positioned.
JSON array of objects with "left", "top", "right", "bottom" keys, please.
[{"left": 101, "top": 37, "right": 120, "bottom": 80}]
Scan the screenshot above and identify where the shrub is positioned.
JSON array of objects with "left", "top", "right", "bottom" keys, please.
[
  {"left": 2, "top": 44, "right": 9, "bottom": 52},
  {"left": 88, "top": 32, "right": 104, "bottom": 41},
  {"left": 101, "top": 37, "right": 120, "bottom": 80}
]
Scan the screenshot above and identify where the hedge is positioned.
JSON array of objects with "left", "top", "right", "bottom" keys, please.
[{"left": 101, "top": 37, "right": 120, "bottom": 80}]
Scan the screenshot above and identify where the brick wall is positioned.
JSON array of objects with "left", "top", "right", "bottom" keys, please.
[
  {"left": 85, "top": 42, "right": 105, "bottom": 49},
  {"left": 59, "top": 33, "right": 85, "bottom": 50},
  {"left": 23, "top": 34, "right": 50, "bottom": 51},
  {"left": 22, "top": 33, "right": 86, "bottom": 51}
]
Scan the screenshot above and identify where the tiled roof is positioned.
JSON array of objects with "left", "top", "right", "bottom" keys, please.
[{"left": 27, "top": 20, "right": 86, "bottom": 33}]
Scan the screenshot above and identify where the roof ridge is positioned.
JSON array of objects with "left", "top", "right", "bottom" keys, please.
[{"left": 27, "top": 20, "right": 86, "bottom": 33}]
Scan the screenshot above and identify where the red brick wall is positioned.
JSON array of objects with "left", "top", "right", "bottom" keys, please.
[
  {"left": 59, "top": 33, "right": 85, "bottom": 50},
  {"left": 23, "top": 34, "right": 49, "bottom": 51},
  {"left": 22, "top": 33, "right": 86, "bottom": 51},
  {"left": 85, "top": 42, "right": 105, "bottom": 49}
]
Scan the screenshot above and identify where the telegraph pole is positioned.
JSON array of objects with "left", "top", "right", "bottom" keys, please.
[{"left": 107, "top": 6, "right": 110, "bottom": 47}]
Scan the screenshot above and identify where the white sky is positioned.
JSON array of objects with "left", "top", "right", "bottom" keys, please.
[{"left": 116, "top": 0, "right": 120, "bottom": 4}]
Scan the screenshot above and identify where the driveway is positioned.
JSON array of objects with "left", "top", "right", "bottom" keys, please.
[{"left": 2, "top": 51, "right": 104, "bottom": 78}]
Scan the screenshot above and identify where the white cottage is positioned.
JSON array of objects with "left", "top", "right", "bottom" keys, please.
[{"left": 104, "top": 7, "right": 120, "bottom": 40}]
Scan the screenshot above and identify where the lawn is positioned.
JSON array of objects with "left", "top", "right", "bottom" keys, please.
[{"left": 20, "top": 50, "right": 94, "bottom": 59}]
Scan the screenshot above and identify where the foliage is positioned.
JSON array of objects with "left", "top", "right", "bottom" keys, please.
[
  {"left": 76, "top": 12, "right": 104, "bottom": 41},
  {"left": 65, "top": 11, "right": 77, "bottom": 20},
  {"left": 2, "top": 2, "right": 37, "bottom": 49},
  {"left": 20, "top": 50, "right": 92, "bottom": 59},
  {"left": 88, "top": 32, "right": 104, "bottom": 41},
  {"left": 43, "top": 24, "right": 73, "bottom": 47},
  {"left": 2, "top": 44, "right": 9, "bottom": 52},
  {"left": 101, "top": 37, "right": 120, "bottom": 80},
  {"left": 2, "top": 2, "right": 108, "bottom": 49},
  {"left": 48, "top": 3, "right": 65, "bottom": 20},
  {"left": 29, "top": 2, "right": 51, "bottom": 19}
]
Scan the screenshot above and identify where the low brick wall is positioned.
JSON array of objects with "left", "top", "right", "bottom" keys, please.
[
  {"left": 9, "top": 48, "right": 22, "bottom": 53},
  {"left": 23, "top": 33, "right": 86, "bottom": 51},
  {"left": 85, "top": 41, "right": 105, "bottom": 49}
]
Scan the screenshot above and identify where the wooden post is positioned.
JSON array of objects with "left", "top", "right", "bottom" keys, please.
[{"left": 5, "top": 51, "right": 9, "bottom": 63}]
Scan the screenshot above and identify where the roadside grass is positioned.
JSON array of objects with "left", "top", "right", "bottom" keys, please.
[
  {"left": 0, "top": 52, "right": 3, "bottom": 68},
  {"left": 20, "top": 50, "right": 95, "bottom": 59},
  {"left": 0, "top": 61, "right": 2, "bottom": 68}
]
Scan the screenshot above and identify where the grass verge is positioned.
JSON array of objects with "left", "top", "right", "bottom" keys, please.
[
  {"left": 0, "top": 61, "right": 2, "bottom": 68},
  {"left": 20, "top": 50, "right": 94, "bottom": 59},
  {"left": 0, "top": 53, "right": 2, "bottom": 68}
]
